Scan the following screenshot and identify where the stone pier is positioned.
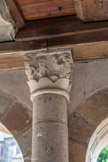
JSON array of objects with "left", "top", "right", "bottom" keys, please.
[{"left": 24, "top": 49, "right": 74, "bottom": 162}]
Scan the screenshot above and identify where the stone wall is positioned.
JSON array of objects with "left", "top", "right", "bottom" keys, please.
[
  {"left": 0, "top": 89, "right": 32, "bottom": 161},
  {"left": 0, "top": 59, "right": 108, "bottom": 161},
  {"left": 69, "top": 90, "right": 108, "bottom": 162}
]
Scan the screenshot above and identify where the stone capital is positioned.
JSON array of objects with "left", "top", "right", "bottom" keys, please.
[{"left": 24, "top": 49, "right": 74, "bottom": 101}]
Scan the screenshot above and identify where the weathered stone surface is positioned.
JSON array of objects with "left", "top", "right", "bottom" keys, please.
[
  {"left": 32, "top": 93, "right": 68, "bottom": 162},
  {"left": 2, "top": 102, "right": 32, "bottom": 135},
  {"left": 17, "top": 129, "right": 32, "bottom": 158},
  {"left": 69, "top": 116, "right": 93, "bottom": 143},
  {"left": 1, "top": 59, "right": 108, "bottom": 162},
  {"left": 32, "top": 123, "right": 68, "bottom": 162},
  {"left": 33, "top": 94, "right": 67, "bottom": 123},
  {"left": 24, "top": 49, "right": 73, "bottom": 162},
  {"left": 98, "top": 89, "right": 108, "bottom": 108},
  {"left": 24, "top": 49, "right": 73, "bottom": 88},
  {"left": 0, "top": 0, "right": 17, "bottom": 42},
  {"left": 75, "top": 94, "right": 108, "bottom": 126},
  {"left": 1, "top": 59, "right": 108, "bottom": 114},
  {"left": 0, "top": 89, "right": 32, "bottom": 162},
  {"left": 0, "top": 69, "right": 32, "bottom": 109},
  {"left": 0, "top": 90, "right": 15, "bottom": 117},
  {"left": 24, "top": 49, "right": 74, "bottom": 102},
  {"left": 69, "top": 141, "right": 87, "bottom": 162},
  {"left": 68, "top": 59, "right": 108, "bottom": 114}
]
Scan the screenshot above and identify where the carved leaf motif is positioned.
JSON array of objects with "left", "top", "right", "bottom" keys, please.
[{"left": 24, "top": 51, "right": 73, "bottom": 84}]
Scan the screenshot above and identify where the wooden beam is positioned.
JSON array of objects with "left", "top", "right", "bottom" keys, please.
[
  {"left": 7, "top": 0, "right": 25, "bottom": 28},
  {"left": 0, "top": 40, "right": 47, "bottom": 70},
  {"left": 0, "top": 53, "right": 24, "bottom": 70},
  {"left": 16, "top": 16, "right": 108, "bottom": 42},
  {"left": 0, "top": 40, "right": 47, "bottom": 54},
  {"left": 47, "top": 29, "right": 108, "bottom": 48},
  {"left": 15, "top": 0, "right": 75, "bottom": 21},
  {"left": 0, "top": 40, "right": 108, "bottom": 70},
  {"left": 1, "top": 14, "right": 108, "bottom": 70},
  {"left": 73, "top": 41, "right": 108, "bottom": 61},
  {"left": 74, "top": 0, "right": 108, "bottom": 22}
]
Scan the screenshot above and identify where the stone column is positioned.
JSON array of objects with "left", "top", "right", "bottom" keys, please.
[{"left": 24, "top": 49, "right": 74, "bottom": 162}]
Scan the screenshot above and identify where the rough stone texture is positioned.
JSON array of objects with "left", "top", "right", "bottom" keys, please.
[
  {"left": 32, "top": 94, "right": 68, "bottom": 162},
  {"left": 69, "top": 88, "right": 108, "bottom": 162},
  {"left": 24, "top": 49, "right": 74, "bottom": 162},
  {"left": 0, "top": 0, "right": 17, "bottom": 41},
  {"left": 0, "top": 89, "right": 32, "bottom": 161},
  {"left": 1, "top": 59, "right": 108, "bottom": 113},
  {"left": 32, "top": 123, "right": 68, "bottom": 162},
  {"left": 69, "top": 116, "right": 94, "bottom": 143},
  {"left": 0, "top": 89, "right": 16, "bottom": 118},
  {"left": 98, "top": 90, "right": 108, "bottom": 108},
  {"left": 24, "top": 49, "right": 74, "bottom": 104},
  {"left": 0, "top": 69, "right": 32, "bottom": 109},
  {"left": 17, "top": 129, "right": 32, "bottom": 158},
  {"left": 33, "top": 94, "right": 67, "bottom": 123},
  {"left": 2, "top": 102, "right": 32, "bottom": 136},
  {"left": 0, "top": 59, "right": 108, "bottom": 162},
  {"left": 69, "top": 141, "right": 87, "bottom": 162},
  {"left": 75, "top": 94, "right": 108, "bottom": 126},
  {"left": 69, "top": 59, "right": 108, "bottom": 114},
  {"left": 24, "top": 49, "right": 73, "bottom": 88}
]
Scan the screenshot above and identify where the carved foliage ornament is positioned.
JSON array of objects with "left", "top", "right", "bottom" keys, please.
[{"left": 24, "top": 50, "right": 74, "bottom": 100}]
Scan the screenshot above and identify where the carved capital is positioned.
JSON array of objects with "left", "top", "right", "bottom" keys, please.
[
  {"left": 0, "top": 0, "right": 17, "bottom": 42},
  {"left": 24, "top": 49, "right": 74, "bottom": 101}
]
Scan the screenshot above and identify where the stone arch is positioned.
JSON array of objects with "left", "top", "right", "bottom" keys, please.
[
  {"left": 86, "top": 117, "right": 108, "bottom": 162},
  {"left": 1, "top": 60, "right": 108, "bottom": 161},
  {"left": 0, "top": 88, "right": 32, "bottom": 161},
  {"left": 69, "top": 88, "right": 108, "bottom": 162},
  {"left": 68, "top": 59, "right": 108, "bottom": 114}
]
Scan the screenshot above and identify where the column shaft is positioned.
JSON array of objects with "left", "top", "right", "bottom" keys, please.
[{"left": 32, "top": 94, "right": 68, "bottom": 162}]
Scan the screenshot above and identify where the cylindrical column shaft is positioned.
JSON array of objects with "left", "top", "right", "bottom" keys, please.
[{"left": 32, "top": 94, "right": 68, "bottom": 162}]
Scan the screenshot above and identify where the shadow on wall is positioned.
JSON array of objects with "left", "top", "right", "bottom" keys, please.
[{"left": 68, "top": 88, "right": 108, "bottom": 162}]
